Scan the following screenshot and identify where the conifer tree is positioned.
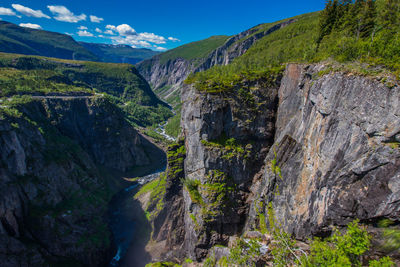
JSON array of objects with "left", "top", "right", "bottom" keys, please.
[
  {"left": 360, "top": 0, "right": 377, "bottom": 38},
  {"left": 318, "top": 0, "right": 340, "bottom": 44}
]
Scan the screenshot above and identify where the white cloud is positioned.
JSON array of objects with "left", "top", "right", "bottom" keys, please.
[
  {"left": 95, "top": 28, "right": 102, "bottom": 33},
  {"left": 111, "top": 36, "right": 145, "bottom": 47},
  {"left": 0, "top": 7, "right": 19, "bottom": 16},
  {"left": 106, "top": 24, "right": 116, "bottom": 30},
  {"left": 47, "top": 5, "right": 86, "bottom": 23},
  {"left": 19, "top": 23, "right": 42, "bottom": 29},
  {"left": 77, "top": 30, "right": 93, "bottom": 37},
  {"left": 104, "top": 29, "right": 115, "bottom": 35},
  {"left": 98, "top": 34, "right": 104, "bottom": 38},
  {"left": 168, "top": 37, "right": 180, "bottom": 42},
  {"left": 137, "top": 32, "right": 166, "bottom": 44},
  {"left": 65, "top": 32, "right": 73, "bottom": 36},
  {"left": 116, "top": 24, "right": 136, "bottom": 36},
  {"left": 104, "top": 23, "right": 168, "bottom": 50},
  {"left": 78, "top": 26, "right": 87, "bottom": 30},
  {"left": 90, "top": 15, "right": 103, "bottom": 23},
  {"left": 154, "top": 46, "right": 167, "bottom": 51},
  {"left": 12, "top": 4, "right": 50, "bottom": 19}
]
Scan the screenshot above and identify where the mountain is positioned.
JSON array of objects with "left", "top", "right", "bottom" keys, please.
[
  {"left": 0, "top": 53, "right": 172, "bottom": 127},
  {"left": 0, "top": 52, "right": 169, "bottom": 265},
  {"left": 1, "top": 0, "right": 400, "bottom": 266},
  {"left": 0, "top": 21, "right": 160, "bottom": 65},
  {"left": 79, "top": 42, "right": 160, "bottom": 65},
  {"left": 136, "top": 35, "right": 230, "bottom": 106},
  {"left": 136, "top": 17, "right": 298, "bottom": 107},
  {"left": 135, "top": 1, "right": 400, "bottom": 265},
  {"left": 0, "top": 21, "right": 98, "bottom": 61}
]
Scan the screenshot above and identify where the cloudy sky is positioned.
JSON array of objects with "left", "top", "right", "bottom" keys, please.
[{"left": 0, "top": 0, "right": 324, "bottom": 51}]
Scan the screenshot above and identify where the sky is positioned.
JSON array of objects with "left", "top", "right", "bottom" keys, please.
[{"left": 0, "top": 1, "right": 325, "bottom": 51}]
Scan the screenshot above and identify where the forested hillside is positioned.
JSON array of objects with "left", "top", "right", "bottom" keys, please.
[
  {"left": 0, "top": 53, "right": 172, "bottom": 127},
  {"left": 187, "top": 0, "right": 400, "bottom": 91}
]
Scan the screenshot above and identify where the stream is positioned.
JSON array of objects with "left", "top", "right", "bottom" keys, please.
[{"left": 155, "top": 121, "right": 176, "bottom": 142}]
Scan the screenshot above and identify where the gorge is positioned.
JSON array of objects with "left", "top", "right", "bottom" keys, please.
[{"left": 0, "top": 0, "right": 400, "bottom": 266}]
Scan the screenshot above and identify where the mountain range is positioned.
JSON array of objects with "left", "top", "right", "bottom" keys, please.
[
  {"left": 0, "top": 1, "right": 399, "bottom": 266},
  {"left": 0, "top": 21, "right": 158, "bottom": 64}
]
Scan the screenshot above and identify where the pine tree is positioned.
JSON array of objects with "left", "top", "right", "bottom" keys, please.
[
  {"left": 338, "top": 0, "right": 355, "bottom": 31},
  {"left": 318, "top": 0, "right": 340, "bottom": 45},
  {"left": 360, "top": 0, "right": 377, "bottom": 38},
  {"left": 380, "top": 0, "right": 399, "bottom": 29}
]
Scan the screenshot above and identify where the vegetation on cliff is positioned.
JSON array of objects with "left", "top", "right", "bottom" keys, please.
[
  {"left": 0, "top": 53, "right": 172, "bottom": 127},
  {"left": 187, "top": 0, "right": 400, "bottom": 92}
]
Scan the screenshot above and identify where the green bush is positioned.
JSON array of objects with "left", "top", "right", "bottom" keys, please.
[{"left": 302, "top": 220, "right": 395, "bottom": 267}]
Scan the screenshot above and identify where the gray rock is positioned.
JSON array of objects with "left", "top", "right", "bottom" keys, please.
[
  {"left": 0, "top": 96, "right": 163, "bottom": 266},
  {"left": 168, "top": 63, "right": 400, "bottom": 261}
]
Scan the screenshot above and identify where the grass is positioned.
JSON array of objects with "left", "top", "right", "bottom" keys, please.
[
  {"left": 158, "top": 35, "right": 230, "bottom": 64},
  {"left": 135, "top": 173, "right": 167, "bottom": 221},
  {"left": 200, "top": 133, "right": 250, "bottom": 160},
  {"left": 165, "top": 110, "right": 181, "bottom": 138}
]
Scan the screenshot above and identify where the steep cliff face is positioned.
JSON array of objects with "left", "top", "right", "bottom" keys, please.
[
  {"left": 0, "top": 96, "right": 163, "bottom": 266},
  {"left": 166, "top": 63, "right": 400, "bottom": 261},
  {"left": 180, "top": 75, "right": 281, "bottom": 259},
  {"left": 246, "top": 64, "right": 400, "bottom": 239},
  {"left": 136, "top": 19, "right": 296, "bottom": 106}
]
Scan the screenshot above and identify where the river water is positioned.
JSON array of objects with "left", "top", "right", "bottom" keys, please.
[
  {"left": 108, "top": 168, "right": 166, "bottom": 267},
  {"left": 108, "top": 117, "right": 175, "bottom": 266}
]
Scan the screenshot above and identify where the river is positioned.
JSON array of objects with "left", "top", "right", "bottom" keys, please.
[{"left": 108, "top": 117, "right": 175, "bottom": 267}]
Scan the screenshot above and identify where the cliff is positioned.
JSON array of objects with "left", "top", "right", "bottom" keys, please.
[
  {"left": 0, "top": 96, "right": 164, "bottom": 266},
  {"left": 246, "top": 64, "right": 400, "bottom": 239},
  {"left": 152, "top": 63, "right": 400, "bottom": 263},
  {"left": 136, "top": 19, "right": 296, "bottom": 106}
]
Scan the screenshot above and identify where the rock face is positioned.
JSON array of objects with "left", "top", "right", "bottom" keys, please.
[
  {"left": 163, "top": 63, "right": 400, "bottom": 261},
  {"left": 136, "top": 19, "right": 296, "bottom": 105},
  {"left": 246, "top": 64, "right": 400, "bottom": 239},
  {"left": 180, "top": 76, "right": 281, "bottom": 259},
  {"left": 0, "top": 96, "right": 163, "bottom": 266},
  {"left": 152, "top": 140, "right": 186, "bottom": 259}
]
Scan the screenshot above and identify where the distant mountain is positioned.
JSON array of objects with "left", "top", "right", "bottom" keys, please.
[
  {"left": 0, "top": 21, "right": 98, "bottom": 61},
  {"left": 0, "top": 21, "right": 160, "bottom": 64},
  {"left": 79, "top": 42, "right": 160, "bottom": 65},
  {"left": 136, "top": 35, "right": 230, "bottom": 106}
]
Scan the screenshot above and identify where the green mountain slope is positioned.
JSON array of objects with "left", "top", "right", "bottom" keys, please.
[
  {"left": 0, "top": 53, "right": 172, "bottom": 127},
  {"left": 158, "top": 35, "right": 230, "bottom": 64},
  {"left": 0, "top": 21, "right": 98, "bottom": 61},
  {"left": 79, "top": 42, "right": 160, "bottom": 64},
  {"left": 188, "top": 0, "right": 400, "bottom": 92}
]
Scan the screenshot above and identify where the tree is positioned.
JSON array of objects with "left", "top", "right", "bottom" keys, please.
[
  {"left": 318, "top": 0, "right": 340, "bottom": 45},
  {"left": 360, "top": 0, "right": 377, "bottom": 38}
]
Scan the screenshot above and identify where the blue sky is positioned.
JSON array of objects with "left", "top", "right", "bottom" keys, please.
[{"left": 0, "top": 1, "right": 325, "bottom": 51}]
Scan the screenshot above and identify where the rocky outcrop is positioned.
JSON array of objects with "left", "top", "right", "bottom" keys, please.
[
  {"left": 0, "top": 96, "right": 163, "bottom": 266},
  {"left": 246, "top": 64, "right": 400, "bottom": 240},
  {"left": 136, "top": 19, "right": 296, "bottom": 106},
  {"left": 161, "top": 63, "right": 400, "bottom": 261},
  {"left": 180, "top": 76, "right": 281, "bottom": 259},
  {"left": 152, "top": 140, "right": 186, "bottom": 260}
]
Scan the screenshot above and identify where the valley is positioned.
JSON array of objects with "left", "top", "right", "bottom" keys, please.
[{"left": 0, "top": 0, "right": 399, "bottom": 266}]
